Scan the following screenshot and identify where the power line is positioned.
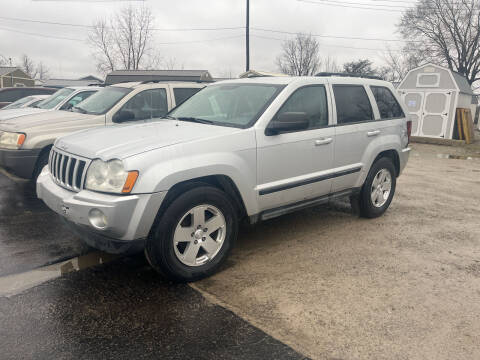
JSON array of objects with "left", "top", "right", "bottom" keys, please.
[
  {"left": 250, "top": 33, "right": 407, "bottom": 52},
  {"left": 0, "top": 16, "right": 245, "bottom": 31},
  {"left": 251, "top": 27, "right": 420, "bottom": 42},
  {"left": 297, "top": 0, "right": 476, "bottom": 12},
  {"left": 0, "top": 25, "right": 244, "bottom": 44},
  {"left": 0, "top": 26, "right": 85, "bottom": 41}
]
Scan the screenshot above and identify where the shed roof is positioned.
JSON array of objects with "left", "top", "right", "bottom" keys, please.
[
  {"left": 105, "top": 70, "right": 213, "bottom": 85},
  {"left": 400, "top": 63, "right": 474, "bottom": 95},
  {"left": 451, "top": 71, "right": 474, "bottom": 95}
]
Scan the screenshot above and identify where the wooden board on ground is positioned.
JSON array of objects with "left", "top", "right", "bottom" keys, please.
[{"left": 455, "top": 108, "right": 475, "bottom": 144}]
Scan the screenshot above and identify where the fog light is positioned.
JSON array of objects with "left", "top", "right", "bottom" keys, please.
[{"left": 89, "top": 208, "right": 108, "bottom": 229}]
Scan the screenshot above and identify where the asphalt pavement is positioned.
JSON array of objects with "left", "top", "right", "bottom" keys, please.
[
  {"left": 0, "top": 171, "right": 307, "bottom": 359},
  {"left": 0, "top": 171, "right": 90, "bottom": 276}
]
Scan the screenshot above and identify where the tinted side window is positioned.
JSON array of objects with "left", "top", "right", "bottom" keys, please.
[
  {"left": 371, "top": 86, "right": 404, "bottom": 119},
  {"left": 275, "top": 85, "right": 329, "bottom": 130},
  {"left": 173, "top": 88, "right": 202, "bottom": 106},
  {"left": 60, "top": 91, "right": 96, "bottom": 110},
  {"left": 333, "top": 85, "right": 373, "bottom": 124},
  {"left": 115, "top": 88, "right": 168, "bottom": 122},
  {"left": 0, "top": 89, "right": 23, "bottom": 102}
]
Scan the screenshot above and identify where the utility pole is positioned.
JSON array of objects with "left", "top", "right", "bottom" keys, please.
[{"left": 246, "top": 0, "right": 250, "bottom": 72}]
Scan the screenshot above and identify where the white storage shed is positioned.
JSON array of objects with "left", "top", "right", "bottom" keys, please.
[{"left": 397, "top": 63, "right": 476, "bottom": 139}]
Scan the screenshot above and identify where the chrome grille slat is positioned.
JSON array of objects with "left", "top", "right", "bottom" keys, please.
[
  {"left": 64, "top": 157, "right": 72, "bottom": 188},
  {"left": 59, "top": 155, "right": 66, "bottom": 184},
  {"left": 72, "top": 159, "right": 79, "bottom": 191},
  {"left": 48, "top": 148, "right": 89, "bottom": 192}
]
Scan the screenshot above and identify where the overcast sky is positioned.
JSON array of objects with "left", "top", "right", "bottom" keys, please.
[{"left": 0, "top": 0, "right": 407, "bottom": 79}]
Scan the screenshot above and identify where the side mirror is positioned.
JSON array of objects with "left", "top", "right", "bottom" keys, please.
[
  {"left": 113, "top": 110, "right": 135, "bottom": 123},
  {"left": 266, "top": 112, "right": 309, "bottom": 135}
]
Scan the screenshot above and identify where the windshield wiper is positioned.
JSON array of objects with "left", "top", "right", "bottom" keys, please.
[
  {"left": 176, "top": 117, "right": 214, "bottom": 125},
  {"left": 72, "top": 106, "right": 87, "bottom": 114}
]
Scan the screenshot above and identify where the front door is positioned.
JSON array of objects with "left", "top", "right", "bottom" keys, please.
[{"left": 256, "top": 85, "right": 334, "bottom": 211}]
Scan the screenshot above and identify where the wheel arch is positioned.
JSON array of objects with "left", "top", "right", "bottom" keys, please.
[
  {"left": 374, "top": 149, "right": 400, "bottom": 177},
  {"left": 148, "top": 175, "right": 249, "bottom": 238}
]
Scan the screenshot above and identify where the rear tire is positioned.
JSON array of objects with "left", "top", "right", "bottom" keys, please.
[
  {"left": 145, "top": 185, "right": 238, "bottom": 282},
  {"left": 359, "top": 157, "right": 396, "bottom": 218}
]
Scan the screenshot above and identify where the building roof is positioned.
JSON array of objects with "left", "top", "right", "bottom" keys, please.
[
  {"left": 0, "top": 67, "right": 17, "bottom": 76},
  {"left": 104, "top": 69, "right": 213, "bottom": 85},
  {"left": 42, "top": 78, "right": 102, "bottom": 88}
]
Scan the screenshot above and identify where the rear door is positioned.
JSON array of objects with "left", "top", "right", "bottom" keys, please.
[
  {"left": 256, "top": 84, "right": 335, "bottom": 211},
  {"left": 330, "top": 84, "right": 376, "bottom": 193}
]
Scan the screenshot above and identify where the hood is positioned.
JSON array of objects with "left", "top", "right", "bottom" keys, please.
[
  {"left": 0, "top": 107, "right": 46, "bottom": 121},
  {"left": 55, "top": 120, "right": 240, "bottom": 160},
  {"left": 0, "top": 110, "right": 93, "bottom": 132}
]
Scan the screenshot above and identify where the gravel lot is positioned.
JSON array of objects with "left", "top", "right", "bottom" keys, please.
[{"left": 193, "top": 142, "right": 480, "bottom": 360}]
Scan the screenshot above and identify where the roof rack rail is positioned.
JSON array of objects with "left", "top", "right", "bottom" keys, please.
[
  {"left": 315, "top": 72, "right": 383, "bottom": 80},
  {"left": 139, "top": 79, "right": 213, "bottom": 84}
]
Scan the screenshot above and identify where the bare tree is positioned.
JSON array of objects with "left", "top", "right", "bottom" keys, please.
[
  {"left": 21, "top": 54, "right": 37, "bottom": 79},
  {"left": 320, "top": 55, "right": 340, "bottom": 73},
  {"left": 88, "top": 4, "right": 158, "bottom": 74},
  {"left": 36, "top": 62, "right": 50, "bottom": 81},
  {"left": 381, "top": 46, "right": 424, "bottom": 82},
  {"left": 276, "top": 33, "right": 321, "bottom": 76},
  {"left": 20, "top": 55, "right": 50, "bottom": 80},
  {"left": 399, "top": 0, "right": 480, "bottom": 84},
  {"left": 0, "top": 54, "right": 9, "bottom": 66},
  {"left": 162, "top": 56, "right": 184, "bottom": 70}
]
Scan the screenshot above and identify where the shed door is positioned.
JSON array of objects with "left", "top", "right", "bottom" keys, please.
[
  {"left": 421, "top": 91, "right": 452, "bottom": 138},
  {"left": 403, "top": 92, "right": 424, "bottom": 136}
]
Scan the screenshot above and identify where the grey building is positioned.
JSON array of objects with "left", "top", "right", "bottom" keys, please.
[
  {"left": 42, "top": 75, "right": 103, "bottom": 88},
  {"left": 397, "top": 63, "right": 476, "bottom": 139},
  {"left": 104, "top": 70, "right": 213, "bottom": 85},
  {"left": 0, "top": 67, "right": 35, "bottom": 88}
]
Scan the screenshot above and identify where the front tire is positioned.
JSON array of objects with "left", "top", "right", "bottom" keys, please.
[
  {"left": 358, "top": 157, "right": 396, "bottom": 218},
  {"left": 145, "top": 185, "right": 238, "bottom": 282}
]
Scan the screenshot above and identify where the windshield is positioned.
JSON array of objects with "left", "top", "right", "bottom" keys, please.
[
  {"left": 35, "top": 88, "right": 75, "bottom": 109},
  {"left": 3, "top": 96, "right": 34, "bottom": 109},
  {"left": 168, "top": 83, "right": 285, "bottom": 128},
  {"left": 72, "top": 86, "right": 132, "bottom": 115}
]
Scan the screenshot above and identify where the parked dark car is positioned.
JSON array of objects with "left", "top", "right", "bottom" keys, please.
[{"left": 0, "top": 87, "right": 56, "bottom": 109}]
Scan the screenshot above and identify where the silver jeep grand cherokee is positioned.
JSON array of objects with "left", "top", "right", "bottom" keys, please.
[{"left": 37, "top": 75, "right": 411, "bottom": 282}]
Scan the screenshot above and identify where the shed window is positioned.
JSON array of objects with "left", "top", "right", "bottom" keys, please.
[{"left": 417, "top": 73, "right": 440, "bottom": 87}]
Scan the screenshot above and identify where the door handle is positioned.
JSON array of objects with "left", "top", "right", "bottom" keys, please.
[
  {"left": 367, "top": 130, "right": 381, "bottom": 137},
  {"left": 315, "top": 138, "right": 333, "bottom": 146}
]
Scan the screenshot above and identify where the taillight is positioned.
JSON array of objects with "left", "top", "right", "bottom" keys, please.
[{"left": 406, "top": 120, "right": 412, "bottom": 145}]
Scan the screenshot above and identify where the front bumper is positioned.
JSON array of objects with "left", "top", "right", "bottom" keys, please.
[
  {"left": 399, "top": 147, "right": 411, "bottom": 175},
  {"left": 0, "top": 148, "right": 41, "bottom": 179},
  {"left": 37, "top": 167, "right": 166, "bottom": 254}
]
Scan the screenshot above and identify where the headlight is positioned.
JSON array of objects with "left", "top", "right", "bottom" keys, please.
[
  {"left": 85, "top": 159, "right": 138, "bottom": 194},
  {"left": 0, "top": 131, "right": 26, "bottom": 149}
]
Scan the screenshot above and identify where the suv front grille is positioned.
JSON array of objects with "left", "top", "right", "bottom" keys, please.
[{"left": 49, "top": 148, "right": 90, "bottom": 192}]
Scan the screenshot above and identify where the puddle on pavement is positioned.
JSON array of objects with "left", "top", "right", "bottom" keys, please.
[
  {"left": 0, "top": 251, "right": 119, "bottom": 297},
  {"left": 436, "top": 154, "right": 480, "bottom": 160}
]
